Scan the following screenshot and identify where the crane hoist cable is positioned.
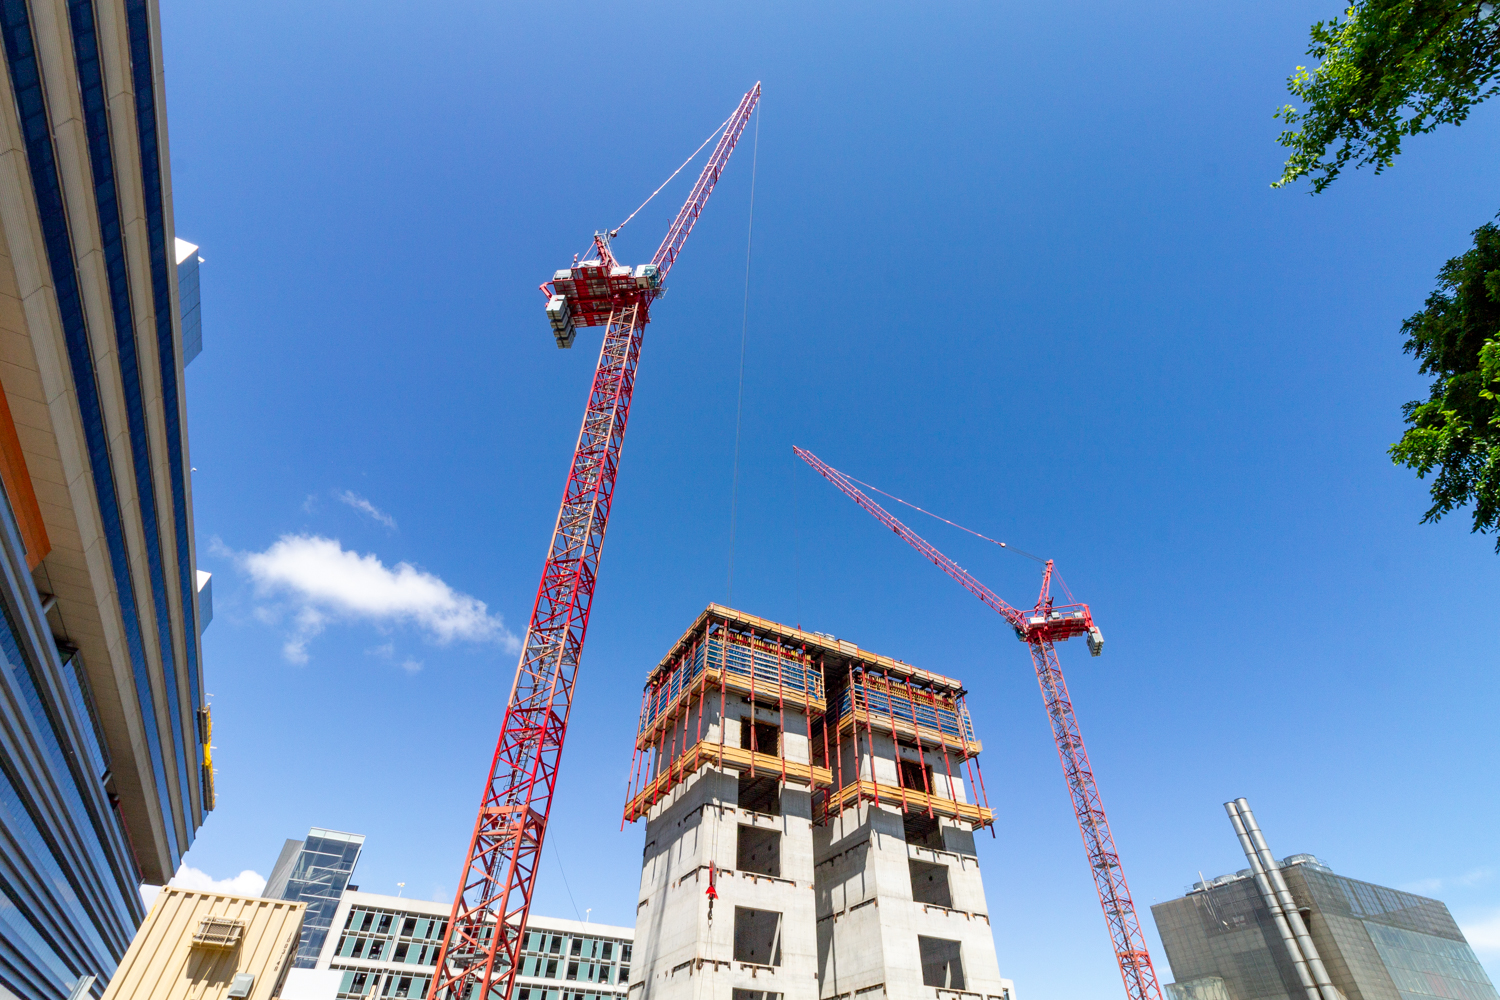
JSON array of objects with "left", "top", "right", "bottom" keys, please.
[{"left": 726, "top": 102, "right": 760, "bottom": 602}]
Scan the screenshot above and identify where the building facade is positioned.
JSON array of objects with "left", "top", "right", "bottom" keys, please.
[
  {"left": 300, "top": 890, "right": 632, "bottom": 1000},
  {"left": 265, "top": 829, "right": 367, "bottom": 969},
  {"left": 99, "top": 888, "right": 304, "bottom": 1000},
  {"left": 0, "top": 1, "right": 211, "bottom": 998},
  {"left": 624, "top": 605, "right": 1013, "bottom": 1000},
  {"left": 1152, "top": 856, "right": 1499, "bottom": 1000}
]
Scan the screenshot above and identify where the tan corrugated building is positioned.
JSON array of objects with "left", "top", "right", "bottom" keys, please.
[{"left": 100, "top": 888, "right": 306, "bottom": 1000}]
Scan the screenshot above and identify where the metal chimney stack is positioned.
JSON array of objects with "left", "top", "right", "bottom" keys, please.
[{"left": 1224, "top": 798, "right": 1343, "bottom": 1000}]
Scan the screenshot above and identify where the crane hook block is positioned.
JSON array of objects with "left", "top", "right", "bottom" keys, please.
[{"left": 1087, "top": 626, "right": 1104, "bottom": 657}]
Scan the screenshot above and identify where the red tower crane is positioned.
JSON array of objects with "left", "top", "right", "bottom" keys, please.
[
  {"left": 429, "top": 83, "right": 761, "bottom": 1000},
  {"left": 793, "top": 446, "right": 1164, "bottom": 1000}
]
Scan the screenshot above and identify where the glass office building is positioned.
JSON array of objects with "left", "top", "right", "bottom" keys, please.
[
  {"left": 1152, "top": 856, "right": 1499, "bottom": 1000},
  {"left": 0, "top": 1, "right": 211, "bottom": 998},
  {"left": 266, "top": 829, "right": 367, "bottom": 968}
]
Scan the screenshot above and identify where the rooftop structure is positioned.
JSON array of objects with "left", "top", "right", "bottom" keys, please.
[
  {"left": 626, "top": 605, "right": 1011, "bottom": 1000},
  {"left": 98, "top": 888, "right": 304, "bottom": 1000},
  {"left": 175, "top": 239, "right": 204, "bottom": 365},
  {"left": 1151, "top": 800, "right": 1498, "bottom": 1000},
  {"left": 265, "top": 829, "right": 366, "bottom": 968},
  {"left": 0, "top": 2, "right": 212, "bottom": 996}
]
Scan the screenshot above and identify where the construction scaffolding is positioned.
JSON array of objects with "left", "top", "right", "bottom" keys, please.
[{"left": 622, "top": 605, "right": 992, "bottom": 831}]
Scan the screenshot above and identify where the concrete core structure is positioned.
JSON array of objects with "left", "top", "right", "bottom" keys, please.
[{"left": 625, "top": 605, "right": 1015, "bottom": 1000}]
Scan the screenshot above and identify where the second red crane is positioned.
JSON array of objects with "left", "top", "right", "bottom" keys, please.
[{"left": 794, "top": 445, "right": 1163, "bottom": 1000}]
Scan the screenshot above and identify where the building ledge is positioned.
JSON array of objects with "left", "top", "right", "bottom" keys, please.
[
  {"left": 623, "top": 742, "right": 831, "bottom": 823},
  {"left": 820, "top": 782, "right": 993, "bottom": 828}
]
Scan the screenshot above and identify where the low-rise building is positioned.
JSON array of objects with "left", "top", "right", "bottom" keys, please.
[
  {"left": 1152, "top": 801, "right": 1499, "bottom": 1000},
  {"left": 98, "top": 888, "right": 304, "bottom": 1000},
  {"left": 297, "top": 890, "right": 632, "bottom": 1000}
]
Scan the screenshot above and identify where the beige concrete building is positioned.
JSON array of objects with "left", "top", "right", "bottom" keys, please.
[
  {"left": 0, "top": 2, "right": 212, "bottom": 998},
  {"left": 100, "top": 889, "right": 304, "bottom": 1000},
  {"left": 0, "top": 0, "right": 213, "bottom": 887}
]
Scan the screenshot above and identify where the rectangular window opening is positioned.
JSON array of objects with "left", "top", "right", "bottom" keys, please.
[
  {"left": 910, "top": 858, "right": 953, "bottom": 908},
  {"left": 737, "top": 825, "right": 782, "bottom": 878},
  {"left": 731, "top": 992, "right": 781, "bottom": 1000},
  {"left": 732, "top": 907, "right": 783, "bottom": 966},
  {"left": 903, "top": 810, "right": 943, "bottom": 848},
  {"left": 738, "top": 774, "right": 780, "bottom": 816},
  {"left": 918, "top": 936, "right": 965, "bottom": 990},
  {"left": 899, "top": 758, "right": 932, "bottom": 793},
  {"left": 740, "top": 720, "right": 781, "bottom": 756}
]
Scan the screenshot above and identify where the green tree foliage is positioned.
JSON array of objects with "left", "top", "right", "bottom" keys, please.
[
  {"left": 1275, "top": 1, "right": 1500, "bottom": 193},
  {"left": 1390, "top": 218, "right": 1500, "bottom": 546}
]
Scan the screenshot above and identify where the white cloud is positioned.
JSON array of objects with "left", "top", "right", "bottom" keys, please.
[
  {"left": 140, "top": 865, "right": 268, "bottom": 908},
  {"left": 401, "top": 658, "right": 423, "bottom": 674},
  {"left": 240, "top": 534, "right": 517, "bottom": 662},
  {"left": 1463, "top": 910, "right": 1500, "bottom": 955},
  {"left": 339, "top": 490, "right": 397, "bottom": 530}
]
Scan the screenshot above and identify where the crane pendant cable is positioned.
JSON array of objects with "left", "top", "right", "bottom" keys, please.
[{"left": 726, "top": 104, "right": 760, "bottom": 602}]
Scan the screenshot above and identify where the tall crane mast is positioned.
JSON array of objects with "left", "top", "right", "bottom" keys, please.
[
  {"left": 429, "top": 83, "right": 761, "bottom": 1000},
  {"left": 793, "top": 446, "right": 1164, "bottom": 1000}
]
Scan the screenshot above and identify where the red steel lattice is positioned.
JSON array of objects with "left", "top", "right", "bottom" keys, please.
[
  {"left": 793, "top": 446, "right": 1163, "bottom": 1000},
  {"left": 428, "top": 84, "right": 760, "bottom": 1000}
]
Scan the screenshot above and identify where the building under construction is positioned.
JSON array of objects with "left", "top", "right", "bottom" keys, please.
[{"left": 624, "top": 605, "right": 1015, "bottom": 1000}]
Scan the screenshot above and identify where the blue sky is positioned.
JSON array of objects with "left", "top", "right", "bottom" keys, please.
[{"left": 158, "top": 1, "right": 1500, "bottom": 995}]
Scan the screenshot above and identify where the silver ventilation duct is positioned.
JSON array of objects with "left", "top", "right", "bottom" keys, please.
[{"left": 1225, "top": 798, "right": 1344, "bottom": 1000}]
